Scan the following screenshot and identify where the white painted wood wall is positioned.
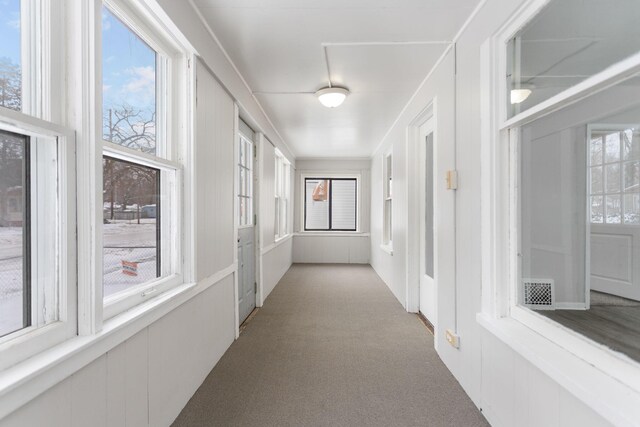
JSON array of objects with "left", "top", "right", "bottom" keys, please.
[
  {"left": 293, "top": 159, "right": 371, "bottom": 264},
  {"left": 369, "top": 0, "right": 619, "bottom": 425},
  {"left": 0, "top": 1, "right": 293, "bottom": 425}
]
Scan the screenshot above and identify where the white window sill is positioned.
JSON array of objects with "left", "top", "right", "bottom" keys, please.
[
  {"left": 294, "top": 232, "right": 370, "bottom": 237},
  {"left": 477, "top": 312, "right": 640, "bottom": 425},
  {"left": 0, "top": 264, "right": 236, "bottom": 419},
  {"left": 274, "top": 233, "right": 291, "bottom": 243},
  {"left": 261, "top": 234, "right": 293, "bottom": 255},
  {"left": 380, "top": 244, "right": 393, "bottom": 255}
]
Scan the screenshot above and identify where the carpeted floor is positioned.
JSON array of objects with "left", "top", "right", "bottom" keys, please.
[{"left": 172, "top": 264, "right": 488, "bottom": 427}]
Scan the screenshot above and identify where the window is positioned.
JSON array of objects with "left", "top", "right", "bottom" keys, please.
[
  {"left": 506, "top": 0, "right": 640, "bottom": 118},
  {"left": 274, "top": 150, "right": 290, "bottom": 239},
  {"left": 304, "top": 178, "right": 357, "bottom": 231},
  {"left": 383, "top": 153, "right": 393, "bottom": 247},
  {"left": 483, "top": 0, "right": 640, "bottom": 391},
  {"left": 589, "top": 128, "right": 640, "bottom": 225},
  {"left": 0, "top": 1, "right": 75, "bottom": 369},
  {"left": 0, "top": 131, "right": 29, "bottom": 338},
  {"left": 101, "top": 2, "right": 184, "bottom": 318},
  {"left": 238, "top": 132, "right": 253, "bottom": 227},
  {"left": 0, "top": 0, "right": 22, "bottom": 112}
]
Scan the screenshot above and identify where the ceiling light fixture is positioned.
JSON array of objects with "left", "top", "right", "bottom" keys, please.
[
  {"left": 510, "top": 88, "right": 532, "bottom": 105},
  {"left": 315, "top": 86, "right": 350, "bottom": 108}
]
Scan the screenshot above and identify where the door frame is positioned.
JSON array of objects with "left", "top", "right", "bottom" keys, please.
[
  {"left": 234, "top": 111, "right": 260, "bottom": 338},
  {"left": 406, "top": 102, "right": 436, "bottom": 315}
]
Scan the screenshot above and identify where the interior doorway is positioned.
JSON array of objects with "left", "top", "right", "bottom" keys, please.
[
  {"left": 237, "top": 119, "right": 257, "bottom": 324},
  {"left": 406, "top": 99, "right": 456, "bottom": 343},
  {"left": 419, "top": 120, "right": 436, "bottom": 323}
]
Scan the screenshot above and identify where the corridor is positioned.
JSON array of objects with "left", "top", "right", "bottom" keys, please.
[{"left": 173, "top": 264, "right": 487, "bottom": 426}]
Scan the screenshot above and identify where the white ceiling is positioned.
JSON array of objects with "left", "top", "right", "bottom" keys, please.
[{"left": 192, "top": 0, "right": 481, "bottom": 158}]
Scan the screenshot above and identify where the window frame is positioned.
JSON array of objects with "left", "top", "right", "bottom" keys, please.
[
  {"left": 274, "top": 149, "right": 290, "bottom": 240},
  {"left": 588, "top": 124, "right": 640, "bottom": 225},
  {"left": 0, "top": 0, "right": 76, "bottom": 369},
  {"left": 382, "top": 151, "right": 393, "bottom": 250},
  {"left": 301, "top": 174, "right": 359, "bottom": 232},
  {"left": 481, "top": 0, "right": 640, "bottom": 398},
  {"left": 99, "top": 0, "right": 188, "bottom": 320},
  {"left": 0, "top": 107, "right": 76, "bottom": 371},
  {"left": 237, "top": 131, "right": 254, "bottom": 229}
]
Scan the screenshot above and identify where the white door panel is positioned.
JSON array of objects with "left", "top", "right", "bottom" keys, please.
[
  {"left": 591, "top": 224, "right": 640, "bottom": 301},
  {"left": 419, "top": 122, "right": 437, "bottom": 323}
]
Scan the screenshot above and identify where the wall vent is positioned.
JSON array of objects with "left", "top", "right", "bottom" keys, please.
[{"left": 522, "top": 279, "right": 555, "bottom": 310}]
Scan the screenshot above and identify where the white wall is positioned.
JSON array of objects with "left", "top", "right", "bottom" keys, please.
[
  {"left": 1, "top": 277, "right": 235, "bottom": 427},
  {"left": 293, "top": 159, "right": 371, "bottom": 264},
  {"left": 258, "top": 134, "right": 293, "bottom": 304},
  {"left": 369, "top": 0, "right": 620, "bottom": 425}
]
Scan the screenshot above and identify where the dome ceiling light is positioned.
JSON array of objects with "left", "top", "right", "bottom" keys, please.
[
  {"left": 315, "top": 86, "right": 350, "bottom": 108},
  {"left": 510, "top": 88, "right": 532, "bottom": 104}
]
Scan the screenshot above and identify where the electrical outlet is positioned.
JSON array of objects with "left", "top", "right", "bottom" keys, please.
[{"left": 446, "top": 329, "right": 460, "bottom": 349}]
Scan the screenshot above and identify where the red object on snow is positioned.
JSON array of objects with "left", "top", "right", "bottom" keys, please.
[{"left": 122, "top": 260, "right": 139, "bottom": 276}]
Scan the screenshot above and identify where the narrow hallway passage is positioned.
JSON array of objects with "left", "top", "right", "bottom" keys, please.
[{"left": 173, "top": 264, "right": 487, "bottom": 426}]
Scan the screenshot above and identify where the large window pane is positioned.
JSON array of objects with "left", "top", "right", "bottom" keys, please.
[
  {"left": 331, "top": 180, "right": 356, "bottom": 231},
  {"left": 102, "top": 6, "right": 157, "bottom": 154},
  {"left": 507, "top": 0, "right": 640, "bottom": 118},
  {"left": 103, "top": 156, "right": 160, "bottom": 297},
  {"left": 518, "top": 75, "right": 640, "bottom": 363},
  {"left": 0, "top": 130, "right": 28, "bottom": 337},
  {"left": 0, "top": 0, "right": 21, "bottom": 111}
]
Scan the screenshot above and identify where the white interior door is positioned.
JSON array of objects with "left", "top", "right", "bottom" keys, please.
[
  {"left": 591, "top": 225, "right": 640, "bottom": 301},
  {"left": 238, "top": 129, "right": 256, "bottom": 323},
  {"left": 419, "top": 120, "right": 436, "bottom": 322}
]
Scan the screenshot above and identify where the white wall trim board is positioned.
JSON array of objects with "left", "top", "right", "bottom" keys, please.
[
  {"left": 295, "top": 232, "right": 370, "bottom": 238},
  {"left": 261, "top": 234, "right": 293, "bottom": 255},
  {"left": 554, "top": 303, "right": 587, "bottom": 310},
  {"left": 321, "top": 41, "right": 452, "bottom": 47},
  {"left": 0, "top": 264, "right": 237, "bottom": 419},
  {"left": 478, "top": 313, "right": 640, "bottom": 426}
]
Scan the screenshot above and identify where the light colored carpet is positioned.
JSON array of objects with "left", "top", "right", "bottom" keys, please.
[{"left": 172, "top": 264, "right": 488, "bottom": 427}]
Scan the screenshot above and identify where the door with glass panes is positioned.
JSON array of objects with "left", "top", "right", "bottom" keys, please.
[{"left": 237, "top": 123, "right": 256, "bottom": 323}]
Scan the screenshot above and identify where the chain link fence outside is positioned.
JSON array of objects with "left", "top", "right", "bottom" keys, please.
[
  {"left": 103, "top": 219, "right": 159, "bottom": 297},
  {"left": 0, "top": 255, "right": 24, "bottom": 337}
]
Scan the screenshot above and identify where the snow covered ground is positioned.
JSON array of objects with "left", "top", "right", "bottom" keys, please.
[
  {"left": 0, "top": 220, "right": 159, "bottom": 336},
  {"left": 103, "top": 219, "right": 158, "bottom": 297},
  {"left": 0, "top": 227, "right": 23, "bottom": 337}
]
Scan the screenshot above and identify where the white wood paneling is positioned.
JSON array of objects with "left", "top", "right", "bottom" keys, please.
[
  {"left": 70, "top": 356, "right": 107, "bottom": 427},
  {"left": 196, "top": 60, "right": 236, "bottom": 280},
  {"left": 293, "top": 235, "right": 370, "bottom": 264},
  {"left": 368, "top": 0, "right": 636, "bottom": 425},
  {"left": 261, "top": 238, "right": 293, "bottom": 303},
  {"left": 148, "top": 276, "right": 235, "bottom": 426},
  {"left": 106, "top": 344, "right": 126, "bottom": 427},
  {"left": 480, "top": 329, "right": 611, "bottom": 427},
  {"left": 260, "top": 137, "right": 276, "bottom": 249},
  {"left": 0, "top": 277, "right": 236, "bottom": 427},
  {"left": 0, "top": 379, "right": 72, "bottom": 427},
  {"left": 124, "top": 331, "right": 149, "bottom": 426}
]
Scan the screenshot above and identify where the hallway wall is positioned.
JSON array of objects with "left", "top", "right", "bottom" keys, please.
[
  {"left": 369, "top": 0, "right": 616, "bottom": 425},
  {"left": 0, "top": 1, "right": 293, "bottom": 425},
  {"left": 293, "top": 159, "right": 371, "bottom": 264}
]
